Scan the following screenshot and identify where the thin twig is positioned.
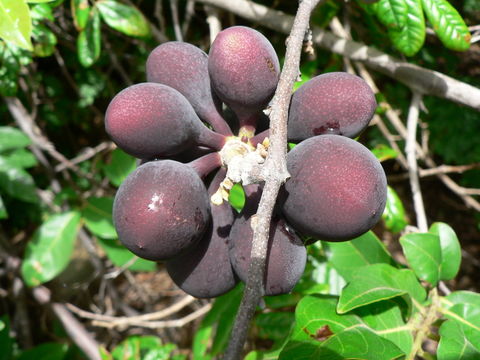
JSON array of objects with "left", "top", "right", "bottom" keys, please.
[
  {"left": 224, "top": 1, "right": 322, "bottom": 359},
  {"left": 90, "top": 303, "right": 211, "bottom": 330},
  {"left": 67, "top": 295, "right": 196, "bottom": 324},
  {"left": 170, "top": 0, "right": 184, "bottom": 41},
  {"left": 406, "top": 92, "right": 428, "bottom": 232},
  {"left": 32, "top": 287, "right": 101, "bottom": 360},
  {"left": 54, "top": 142, "right": 114, "bottom": 172},
  {"left": 182, "top": 0, "right": 196, "bottom": 36}
]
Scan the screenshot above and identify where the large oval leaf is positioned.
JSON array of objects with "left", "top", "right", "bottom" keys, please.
[
  {"left": 0, "top": 0, "right": 33, "bottom": 50},
  {"left": 0, "top": 156, "right": 38, "bottom": 203},
  {"left": 388, "top": 0, "right": 425, "bottom": 56},
  {"left": 96, "top": 0, "right": 150, "bottom": 37},
  {"left": 430, "top": 222, "right": 461, "bottom": 280},
  {"left": 0, "top": 126, "right": 31, "bottom": 152},
  {"left": 374, "top": 0, "right": 408, "bottom": 29},
  {"left": 421, "top": 0, "right": 471, "bottom": 51},
  {"left": 77, "top": 7, "right": 101, "bottom": 67},
  {"left": 21, "top": 211, "right": 81, "bottom": 287},
  {"left": 399, "top": 232, "right": 442, "bottom": 286},
  {"left": 82, "top": 196, "right": 117, "bottom": 239}
]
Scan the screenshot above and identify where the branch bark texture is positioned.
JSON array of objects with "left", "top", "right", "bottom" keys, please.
[
  {"left": 223, "top": 1, "right": 321, "bottom": 359},
  {"left": 197, "top": 0, "right": 480, "bottom": 111}
]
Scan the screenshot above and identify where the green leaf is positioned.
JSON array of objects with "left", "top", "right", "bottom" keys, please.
[
  {"left": 228, "top": 183, "right": 245, "bottom": 213},
  {"left": 82, "top": 196, "right": 116, "bottom": 239},
  {"left": 0, "top": 126, "right": 31, "bottom": 152},
  {"left": 30, "top": 3, "right": 54, "bottom": 21},
  {"left": 430, "top": 222, "right": 461, "bottom": 280},
  {"left": 0, "top": 42, "right": 31, "bottom": 96},
  {"left": 0, "top": 156, "right": 38, "bottom": 203},
  {"left": 17, "top": 342, "right": 69, "bottom": 360},
  {"left": 373, "top": 0, "right": 408, "bottom": 29},
  {"left": 371, "top": 144, "right": 399, "bottom": 162},
  {"left": 96, "top": 0, "right": 150, "bottom": 37},
  {"left": 193, "top": 284, "right": 243, "bottom": 359},
  {"left": 77, "top": 7, "right": 101, "bottom": 67},
  {"left": 438, "top": 320, "right": 480, "bottom": 360},
  {"left": 421, "top": 0, "right": 471, "bottom": 51},
  {"left": 0, "top": 195, "right": 7, "bottom": 219},
  {"left": 382, "top": 186, "right": 408, "bottom": 233},
  {"left": 354, "top": 299, "right": 413, "bottom": 354},
  {"left": 280, "top": 324, "right": 404, "bottom": 360},
  {"left": 71, "top": 0, "right": 89, "bottom": 30},
  {"left": 0, "top": 0, "right": 33, "bottom": 50},
  {"left": 337, "top": 264, "right": 426, "bottom": 314},
  {"left": 32, "top": 24, "right": 57, "bottom": 57},
  {"left": 323, "top": 231, "right": 395, "bottom": 282},
  {"left": 388, "top": 0, "right": 425, "bottom": 56},
  {"left": 21, "top": 211, "right": 81, "bottom": 286},
  {"left": 255, "top": 312, "right": 295, "bottom": 343},
  {"left": 399, "top": 232, "right": 441, "bottom": 285},
  {"left": 26, "top": 0, "right": 57, "bottom": 3},
  {"left": 97, "top": 237, "right": 156, "bottom": 272},
  {"left": 0, "top": 316, "right": 13, "bottom": 360},
  {"left": 103, "top": 148, "right": 136, "bottom": 187},
  {"left": 111, "top": 336, "right": 180, "bottom": 360},
  {"left": 445, "top": 291, "right": 480, "bottom": 309},
  {"left": 4, "top": 148, "right": 37, "bottom": 168}
]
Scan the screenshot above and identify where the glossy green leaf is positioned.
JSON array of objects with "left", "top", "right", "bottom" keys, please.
[
  {"left": 337, "top": 264, "right": 426, "bottom": 314},
  {"left": 71, "top": 0, "right": 89, "bottom": 30},
  {"left": 438, "top": 320, "right": 480, "bottom": 360},
  {"left": 323, "top": 231, "right": 395, "bottom": 282},
  {"left": 21, "top": 211, "right": 81, "bottom": 286},
  {"left": 103, "top": 148, "right": 136, "bottom": 187},
  {"left": 111, "top": 336, "right": 181, "bottom": 360},
  {"left": 96, "top": 0, "right": 150, "bottom": 37},
  {"left": 255, "top": 312, "right": 295, "bottom": 343},
  {"left": 17, "top": 343, "right": 69, "bottom": 360},
  {"left": 30, "top": 3, "right": 54, "bottom": 21},
  {"left": 443, "top": 303, "right": 480, "bottom": 335},
  {"left": 388, "top": 0, "right": 425, "bottom": 56},
  {"left": 382, "top": 186, "right": 408, "bottom": 233},
  {"left": 0, "top": 316, "right": 13, "bottom": 360},
  {"left": 280, "top": 324, "right": 404, "bottom": 360},
  {"left": 373, "top": 0, "right": 408, "bottom": 29},
  {"left": 0, "top": 195, "right": 7, "bottom": 219},
  {"left": 354, "top": 299, "right": 413, "bottom": 354},
  {"left": 4, "top": 148, "right": 37, "bottom": 168},
  {"left": 371, "top": 144, "right": 399, "bottom": 162},
  {"left": 430, "top": 222, "right": 461, "bottom": 280},
  {"left": 445, "top": 291, "right": 480, "bottom": 309},
  {"left": 97, "top": 238, "right": 156, "bottom": 272},
  {"left": 0, "top": 156, "right": 38, "bottom": 203},
  {"left": 32, "top": 24, "right": 57, "bottom": 57},
  {"left": 422, "top": 0, "right": 471, "bottom": 51},
  {"left": 228, "top": 183, "right": 245, "bottom": 213},
  {"left": 399, "top": 232, "right": 441, "bottom": 285},
  {"left": 0, "top": 0, "right": 33, "bottom": 50},
  {"left": 77, "top": 7, "right": 101, "bottom": 67},
  {"left": 193, "top": 284, "right": 243, "bottom": 359},
  {"left": 82, "top": 196, "right": 116, "bottom": 239},
  {"left": 0, "top": 126, "right": 31, "bottom": 152}
]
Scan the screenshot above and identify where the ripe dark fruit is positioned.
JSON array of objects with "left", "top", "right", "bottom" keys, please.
[
  {"left": 146, "top": 42, "right": 232, "bottom": 136},
  {"left": 288, "top": 72, "right": 377, "bottom": 141},
  {"left": 208, "top": 26, "right": 280, "bottom": 132},
  {"left": 113, "top": 160, "right": 211, "bottom": 261},
  {"left": 282, "top": 135, "right": 387, "bottom": 241},
  {"left": 167, "top": 168, "right": 238, "bottom": 298},
  {"left": 105, "top": 83, "right": 226, "bottom": 159},
  {"left": 228, "top": 185, "right": 307, "bottom": 296}
]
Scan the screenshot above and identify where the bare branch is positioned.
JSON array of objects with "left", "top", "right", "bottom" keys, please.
[
  {"left": 406, "top": 92, "right": 428, "bottom": 232},
  {"left": 197, "top": 0, "right": 480, "bottom": 111}
]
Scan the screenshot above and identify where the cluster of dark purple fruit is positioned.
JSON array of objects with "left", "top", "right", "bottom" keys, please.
[{"left": 105, "top": 26, "right": 387, "bottom": 298}]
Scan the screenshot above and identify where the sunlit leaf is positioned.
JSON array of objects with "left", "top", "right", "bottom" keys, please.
[
  {"left": 96, "top": 0, "right": 150, "bottom": 37},
  {"left": 430, "top": 222, "right": 461, "bottom": 280},
  {"left": 0, "top": 0, "right": 33, "bottom": 50},
  {"left": 388, "top": 0, "right": 425, "bottom": 56}
]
